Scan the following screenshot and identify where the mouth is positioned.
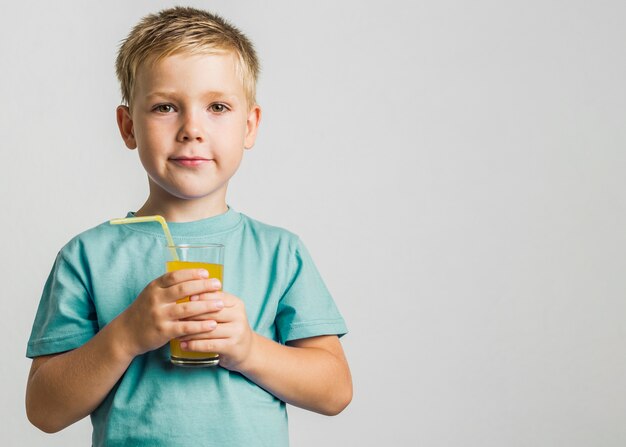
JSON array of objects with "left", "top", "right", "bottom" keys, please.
[{"left": 169, "top": 156, "right": 213, "bottom": 167}]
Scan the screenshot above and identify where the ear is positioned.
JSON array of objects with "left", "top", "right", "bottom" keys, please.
[
  {"left": 116, "top": 105, "right": 137, "bottom": 149},
  {"left": 244, "top": 104, "right": 262, "bottom": 150}
]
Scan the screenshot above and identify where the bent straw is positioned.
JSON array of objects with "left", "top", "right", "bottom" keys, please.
[{"left": 109, "top": 215, "right": 179, "bottom": 261}]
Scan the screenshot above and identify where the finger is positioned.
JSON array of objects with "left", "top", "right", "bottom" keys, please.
[
  {"left": 182, "top": 304, "right": 241, "bottom": 323},
  {"left": 179, "top": 299, "right": 226, "bottom": 321},
  {"left": 182, "top": 312, "right": 220, "bottom": 321},
  {"left": 157, "top": 268, "right": 209, "bottom": 288},
  {"left": 178, "top": 322, "right": 234, "bottom": 341},
  {"left": 168, "top": 300, "right": 224, "bottom": 320},
  {"left": 165, "top": 278, "right": 222, "bottom": 302},
  {"left": 171, "top": 319, "right": 217, "bottom": 338},
  {"left": 190, "top": 292, "right": 225, "bottom": 305},
  {"left": 177, "top": 326, "right": 218, "bottom": 342},
  {"left": 180, "top": 336, "right": 232, "bottom": 353},
  {"left": 192, "top": 291, "right": 237, "bottom": 307}
]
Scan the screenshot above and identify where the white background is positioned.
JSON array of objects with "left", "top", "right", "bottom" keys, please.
[{"left": 2, "top": 1, "right": 626, "bottom": 446}]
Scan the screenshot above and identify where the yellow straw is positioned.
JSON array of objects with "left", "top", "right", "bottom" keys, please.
[{"left": 109, "top": 215, "right": 179, "bottom": 260}]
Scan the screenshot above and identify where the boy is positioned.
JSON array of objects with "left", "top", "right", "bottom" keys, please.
[{"left": 25, "top": 7, "right": 352, "bottom": 446}]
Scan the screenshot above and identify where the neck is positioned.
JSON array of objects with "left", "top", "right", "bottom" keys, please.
[{"left": 135, "top": 186, "right": 229, "bottom": 223}]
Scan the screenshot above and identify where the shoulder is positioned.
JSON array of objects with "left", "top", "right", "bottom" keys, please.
[
  {"left": 57, "top": 219, "right": 127, "bottom": 260},
  {"left": 238, "top": 213, "right": 301, "bottom": 248}
]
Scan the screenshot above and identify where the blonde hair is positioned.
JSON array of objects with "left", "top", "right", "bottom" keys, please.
[{"left": 115, "top": 7, "right": 259, "bottom": 109}]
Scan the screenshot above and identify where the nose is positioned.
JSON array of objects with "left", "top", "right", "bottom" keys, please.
[{"left": 177, "top": 111, "right": 205, "bottom": 142}]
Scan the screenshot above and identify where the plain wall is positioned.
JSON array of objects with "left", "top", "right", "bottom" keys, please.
[{"left": 2, "top": 0, "right": 625, "bottom": 445}]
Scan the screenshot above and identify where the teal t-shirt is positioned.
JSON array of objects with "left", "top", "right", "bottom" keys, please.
[{"left": 27, "top": 208, "right": 347, "bottom": 447}]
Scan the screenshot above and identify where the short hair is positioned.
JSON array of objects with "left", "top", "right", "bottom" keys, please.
[{"left": 115, "top": 7, "right": 259, "bottom": 109}]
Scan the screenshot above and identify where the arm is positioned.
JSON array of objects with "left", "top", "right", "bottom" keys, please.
[
  {"left": 179, "top": 292, "right": 353, "bottom": 415},
  {"left": 26, "top": 268, "right": 223, "bottom": 433},
  {"left": 26, "top": 320, "right": 135, "bottom": 433},
  {"left": 244, "top": 334, "right": 353, "bottom": 415}
]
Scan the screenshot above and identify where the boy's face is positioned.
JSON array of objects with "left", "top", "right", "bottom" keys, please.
[{"left": 116, "top": 51, "right": 260, "bottom": 207}]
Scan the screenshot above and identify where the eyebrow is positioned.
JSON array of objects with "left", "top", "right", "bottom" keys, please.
[{"left": 145, "top": 91, "right": 239, "bottom": 101}]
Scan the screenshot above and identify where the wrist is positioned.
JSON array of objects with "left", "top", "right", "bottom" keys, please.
[
  {"left": 231, "top": 331, "right": 263, "bottom": 375},
  {"left": 106, "top": 313, "right": 141, "bottom": 362}
]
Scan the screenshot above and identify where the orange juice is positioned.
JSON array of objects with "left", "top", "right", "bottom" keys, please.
[{"left": 167, "top": 260, "right": 223, "bottom": 365}]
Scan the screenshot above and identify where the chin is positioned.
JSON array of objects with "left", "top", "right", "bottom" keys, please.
[
  {"left": 151, "top": 178, "right": 228, "bottom": 202},
  {"left": 172, "top": 192, "right": 214, "bottom": 201},
  {"left": 168, "top": 187, "right": 226, "bottom": 201}
]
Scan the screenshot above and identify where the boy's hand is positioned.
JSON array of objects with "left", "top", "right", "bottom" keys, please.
[
  {"left": 117, "top": 269, "right": 224, "bottom": 357},
  {"left": 177, "top": 290, "right": 254, "bottom": 371},
  {"left": 176, "top": 291, "right": 352, "bottom": 415}
]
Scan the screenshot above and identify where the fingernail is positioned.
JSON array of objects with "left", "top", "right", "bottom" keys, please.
[
  {"left": 180, "top": 342, "right": 188, "bottom": 349},
  {"left": 199, "top": 269, "right": 209, "bottom": 278},
  {"left": 214, "top": 300, "right": 224, "bottom": 309},
  {"left": 207, "top": 321, "right": 217, "bottom": 329},
  {"left": 190, "top": 295, "right": 199, "bottom": 301},
  {"left": 210, "top": 278, "right": 221, "bottom": 288}
]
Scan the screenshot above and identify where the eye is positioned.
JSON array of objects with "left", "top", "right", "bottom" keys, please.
[
  {"left": 209, "top": 103, "right": 228, "bottom": 113},
  {"left": 154, "top": 104, "right": 175, "bottom": 113}
]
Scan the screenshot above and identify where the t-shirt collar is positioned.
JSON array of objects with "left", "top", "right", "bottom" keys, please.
[{"left": 124, "top": 206, "right": 242, "bottom": 239}]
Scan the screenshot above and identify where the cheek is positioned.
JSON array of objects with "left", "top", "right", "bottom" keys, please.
[
  {"left": 222, "top": 113, "right": 250, "bottom": 137},
  {"left": 136, "top": 121, "right": 169, "bottom": 149},
  {"left": 212, "top": 120, "right": 247, "bottom": 146}
]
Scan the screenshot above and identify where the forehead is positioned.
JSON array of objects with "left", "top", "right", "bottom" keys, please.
[{"left": 134, "top": 50, "right": 245, "bottom": 98}]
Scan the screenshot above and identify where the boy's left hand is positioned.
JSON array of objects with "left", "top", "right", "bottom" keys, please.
[
  {"left": 177, "top": 290, "right": 253, "bottom": 371},
  {"left": 177, "top": 287, "right": 352, "bottom": 416}
]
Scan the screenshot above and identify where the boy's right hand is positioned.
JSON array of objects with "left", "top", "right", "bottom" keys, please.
[{"left": 116, "top": 269, "right": 223, "bottom": 358}]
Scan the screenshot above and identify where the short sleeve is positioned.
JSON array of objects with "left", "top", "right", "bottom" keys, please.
[
  {"left": 274, "top": 238, "right": 347, "bottom": 343},
  {"left": 26, "top": 249, "right": 98, "bottom": 358}
]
